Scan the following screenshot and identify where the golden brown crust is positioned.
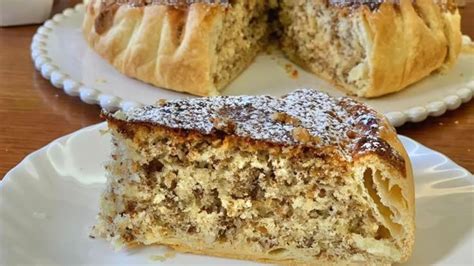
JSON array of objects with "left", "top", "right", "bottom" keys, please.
[
  {"left": 83, "top": 0, "right": 224, "bottom": 96},
  {"left": 439, "top": 7, "right": 462, "bottom": 70},
  {"left": 360, "top": 0, "right": 461, "bottom": 97},
  {"left": 360, "top": 115, "right": 415, "bottom": 261}
]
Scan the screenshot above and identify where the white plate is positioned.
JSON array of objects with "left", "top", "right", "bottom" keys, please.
[
  {"left": 31, "top": 4, "right": 474, "bottom": 127},
  {"left": 1, "top": 123, "right": 473, "bottom": 265}
]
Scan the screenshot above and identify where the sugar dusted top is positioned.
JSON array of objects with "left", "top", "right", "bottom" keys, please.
[
  {"left": 108, "top": 89, "right": 403, "bottom": 165},
  {"left": 99, "top": 0, "right": 230, "bottom": 7},
  {"left": 329, "top": 0, "right": 385, "bottom": 11},
  {"left": 329, "top": 0, "right": 456, "bottom": 12}
]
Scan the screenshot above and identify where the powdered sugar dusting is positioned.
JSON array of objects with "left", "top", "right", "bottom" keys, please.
[{"left": 109, "top": 89, "right": 403, "bottom": 164}]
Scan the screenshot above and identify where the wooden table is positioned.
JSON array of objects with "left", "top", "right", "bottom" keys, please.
[{"left": 1, "top": 3, "right": 473, "bottom": 179}]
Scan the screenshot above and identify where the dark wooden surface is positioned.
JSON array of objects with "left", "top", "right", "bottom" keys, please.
[{"left": 0, "top": 2, "right": 473, "bottom": 179}]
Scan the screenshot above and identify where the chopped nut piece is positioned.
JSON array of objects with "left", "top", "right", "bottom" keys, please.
[
  {"left": 346, "top": 130, "right": 357, "bottom": 139},
  {"left": 291, "top": 69, "right": 299, "bottom": 79},
  {"left": 292, "top": 127, "right": 320, "bottom": 144},
  {"left": 292, "top": 127, "right": 311, "bottom": 143},
  {"left": 272, "top": 112, "right": 301, "bottom": 126},
  {"left": 156, "top": 99, "right": 168, "bottom": 106},
  {"left": 210, "top": 117, "right": 236, "bottom": 134}
]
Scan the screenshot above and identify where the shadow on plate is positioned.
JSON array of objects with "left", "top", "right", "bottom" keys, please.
[{"left": 405, "top": 192, "right": 474, "bottom": 265}]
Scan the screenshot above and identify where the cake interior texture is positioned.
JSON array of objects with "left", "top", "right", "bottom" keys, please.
[
  {"left": 279, "top": 0, "right": 371, "bottom": 95},
  {"left": 94, "top": 117, "right": 412, "bottom": 264},
  {"left": 213, "top": 0, "right": 373, "bottom": 94},
  {"left": 212, "top": 0, "right": 272, "bottom": 90},
  {"left": 278, "top": 0, "right": 460, "bottom": 97}
]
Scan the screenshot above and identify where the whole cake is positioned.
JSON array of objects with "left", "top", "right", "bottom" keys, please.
[
  {"left": 92, "top": 89, "right": 415, "bottom": 265},
  {"left": 83, "top": 0, "right": 461, "bottom": 97}
]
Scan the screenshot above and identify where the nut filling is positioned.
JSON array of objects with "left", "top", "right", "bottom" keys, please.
[
  {"left": 95, "top": 126, "right": 396, "bottom": 262},
  {"left": 93, "top": 90, "right": 414, "bottom": 264}
]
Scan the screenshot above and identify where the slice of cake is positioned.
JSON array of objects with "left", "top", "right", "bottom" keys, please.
[
  {"left": 279, "top": 0, "right": 462, "bottom": 97},
  {"left": 83, "top": 0, "right": 273, "bottom": 96},
  {"left": 93, "top": 89, "right": 415, "bottom": 265}
]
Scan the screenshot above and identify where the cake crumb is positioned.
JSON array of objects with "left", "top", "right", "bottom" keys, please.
[
  {"left": 284, "top": 64, "right": 299, "bottom": 79},
  {"left": 292, "top": 127, "right": 311, "bottom": 143},
  {"left": 99, "top": 128, "right": 110, "bottom": 136},
  {"left": 165, "top": 250, "right": 177, "bottom": 259},
  {"left": 156, "top": 99, "right": 168, "bottom": 107},
  {"left": 292, "top": 127, "right": 321, "bottom": 144},
  {"left": 438, "top": 122, "right": 444, "bottom": 126},
  {"left": 454, "top": 120, "right": 459, "bottom": 124},
  {"left": 150, "top": 255, "right": 166, "bottom": 262},
  {"left": 96, "top": 78, "right": 107, "bottom": 84},
  {"left": 272, "top": 112, "right": 301, "bottom": 126},
  {"left": 211, "top": 117, "right": 236, "bottom": 134},
  {"left": 265, "top": 44, "right": 278, "bottom": 55},
  {"left": 291, "top": 69, "right": 299, "bottom": 79},
  {"left": 150, "top": 250, "right": 176, "bottom": 262}
]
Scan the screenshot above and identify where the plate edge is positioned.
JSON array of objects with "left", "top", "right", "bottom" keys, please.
[{"left": 0, "top": 122, "right": 107, "bottom": 187}]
